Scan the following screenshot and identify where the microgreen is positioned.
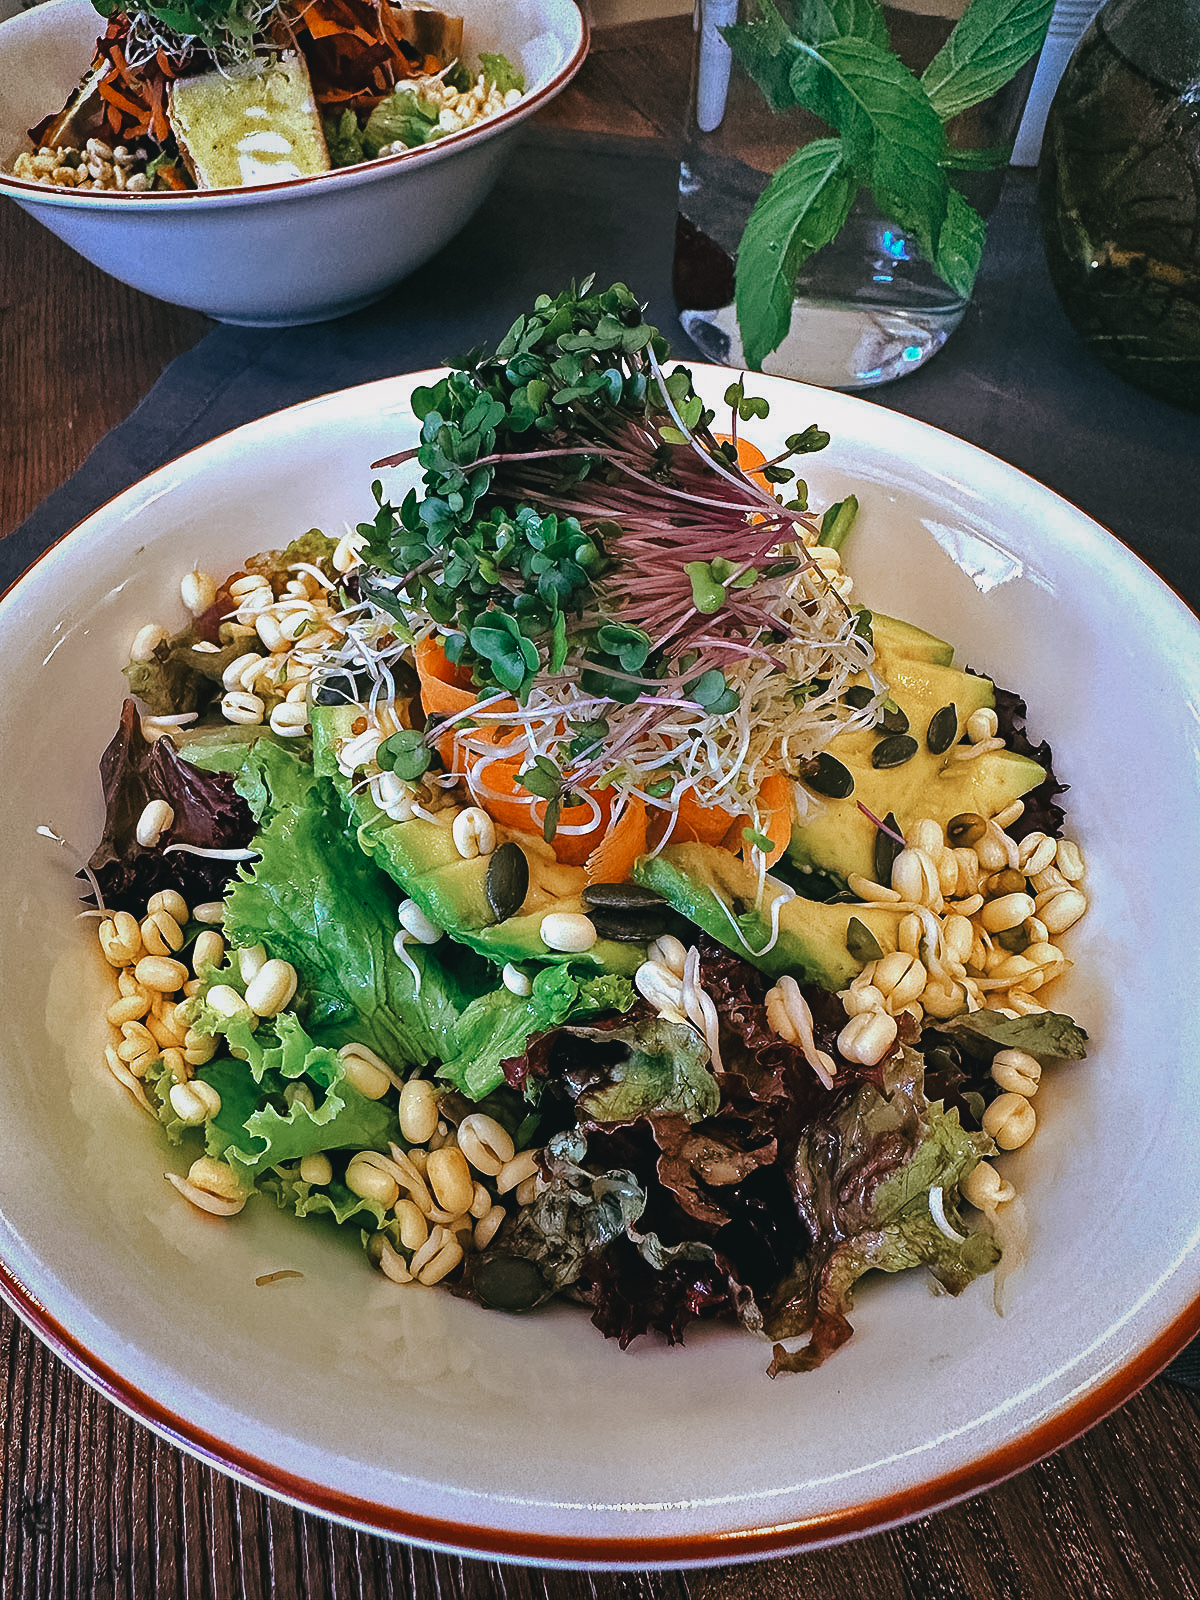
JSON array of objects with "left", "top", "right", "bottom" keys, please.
[
  {"left": 376, "top": 730, "right": 432, "bottom": 781},
  {"left": 355, "top": 282, "right": 875, "bottom": 841}
]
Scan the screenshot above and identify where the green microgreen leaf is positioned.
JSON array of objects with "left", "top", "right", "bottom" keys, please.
[
  {"left": 375, "top": 730, "right": 432, "bottom": 781},
  {"left": 683, "top": 561, "right": 728, "bottom": 615},
  {"left": 742, "top": 826, "right": 776, "bottom": 854},
  {"left": 518, "top": 755, "right": 566, "bottom": 801}
]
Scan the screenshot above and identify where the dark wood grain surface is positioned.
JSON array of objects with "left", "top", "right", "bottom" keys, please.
[{"left": 5, "top": 15, "right": 1200, "bottom": 1597}]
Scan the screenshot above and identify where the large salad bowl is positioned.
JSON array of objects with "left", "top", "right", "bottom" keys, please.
[
  {"left": 1, "top": 365, "right": 1198, "bottom": 1564},
  {"left": 0, "top": 0, "right": 586, "bottom": 325}
]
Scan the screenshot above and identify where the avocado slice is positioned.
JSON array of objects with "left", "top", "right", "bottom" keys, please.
[
  {"left": 309, "top": 703, "right": 644, "bottom": 976},
  {"left": 635, "top": 842, "right": 901, "bottom": 989},
  {"left": 789, "top": 643, "right": 1045, "bottom": 883},
  {"left": 867, "top": 611, "right": 956, "bottom": 667}
]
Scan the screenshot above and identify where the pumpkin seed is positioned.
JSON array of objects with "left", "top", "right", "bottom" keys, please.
[
  {"left": 581, "top": 882, "right": 667, "bottom": 910},
  {"left": 485, "top": 842, "right": 529, "bottom": 922},
  {"left": 846, "top": 915, "right": 884, "bottom": 963},
  {"left": 588, "top": 909, "right": 670, "bottom": 942},
  {"left": 842, "top": 684, "right": 875, "bottom": 710},
  {"left": 582, "top": 883, "right": 673, "bottom": 942},
  {"left": 873, "top": 810, "right": 904, "bottom": 887},
  {"left": 926, "top": 703, "right": 958, "bottom": 755},
  {"left": 871, "top": 733, "right": 919, "bottom": 769},
  {"left": 798, "top": 751, "right": 855, "bottom": 798},
  {"left": 947, "top": 811, "right": 987, "bottom": 848},
  {"left": 312, "top": 669, "right": 369, "bottom": 707},
  {"left": 877, "top": 700, "right": 910, "bottom": 735},
  {"left": 996, "top": 921, "right": 1033, "bottom": 954},
  {"left": 472, "top": 1255, "right": 552, "bottom": 1313}
]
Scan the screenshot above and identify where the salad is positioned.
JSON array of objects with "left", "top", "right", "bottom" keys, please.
[
  {"left": 7, "top": 0, "right": 524, "bottom": 192},
  {"left": 83, "top": 280, "right": 1088, "bottom": 1374}
]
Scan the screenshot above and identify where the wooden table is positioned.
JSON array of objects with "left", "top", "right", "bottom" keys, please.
[{"left": 5, "top": 17, "right": 1200, "bottom": 1599}]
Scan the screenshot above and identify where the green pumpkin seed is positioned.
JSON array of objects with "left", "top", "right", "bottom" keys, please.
[
  {"left": 582, "top": 882, "right": 672, "bottom": 941},
  {"left": 871, "top": 733, "right": 919, "bottom": 769},
  {"left": 472, "top": 1255, "right": 551, "bottom": 1312},
  {"left": 946, "top": 811, "right": 987, "bottom": 848},
  {"left": 873, "top": 810, "right": 904, "bottom": 887},
  {"left": 926, "top": 703, "right": 958, "bottom": 755},
  {"left": 582, "top": 882, "right": 667, "bottom": 911},
  {"left": 877, "top": 700, "right": 909, "bottom": 735},
  {"left": 846, "top": 915, "right": 884, "bottom": 963},
  {"left": 996, "top": 921, "right": 1033, "bottom": 954},
  {"left": 842, "top": 684, "right": 875, "bottom": 710},
  {"left": 798, "top": 751, "right": 855, "bottom": 798},
  {"left": 485, "top": 841, "right": 529, "bottom": 922}
]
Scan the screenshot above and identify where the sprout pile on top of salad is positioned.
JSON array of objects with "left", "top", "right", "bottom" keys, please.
[{"left": 82, "top": 280, "right": 1088, "bottom": 1374}]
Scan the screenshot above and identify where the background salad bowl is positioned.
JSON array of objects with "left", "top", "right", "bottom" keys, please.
[
  {"left": 1, "top": 364, "right": 1200, "bottom": 1565},
  {"left": 0, "top": 0, "right": 586, "bottom": 326}
]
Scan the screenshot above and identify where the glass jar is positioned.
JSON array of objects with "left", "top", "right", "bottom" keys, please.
[
  {"left": 1038, "top": 0, "right": 1200, "bottom": 413},
  {"left": 673, "top": 0, "right": 1048, "bottom": 389}
]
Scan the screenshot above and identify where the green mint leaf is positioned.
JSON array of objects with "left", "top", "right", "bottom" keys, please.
[
  {"left": 941, "top": 141, "right": 1013, "bottom": 171},
  {"left": 722, "top": 0, "right": 803, "bottom": 112},
  {"left": 920, "top": 0, "right": 1054, "bottom": 122},
  {"left": 799, "top": 0, "right": 888, "bottom": 49},
  {"left": 734, "top": 138, "right": 855, "bottom": 370},
  {"left": 789, "top": 36, "right": 949, "bottom": 260},
  {"left": 933, "top": 188, "right": 987, "bottom": 298}
]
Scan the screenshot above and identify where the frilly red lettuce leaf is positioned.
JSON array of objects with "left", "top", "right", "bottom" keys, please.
[
  {"left": 982, "top": 680, "right": 1068, "bottom": 840},
  {"left": 84, "top": 698, "right": 256, "bottom": 912},
  {"left": 766, "top": 1045, "right": 998, "bottom": 1374}
]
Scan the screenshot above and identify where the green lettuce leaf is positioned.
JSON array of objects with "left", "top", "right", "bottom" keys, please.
[
  {"left": 479, "top": 51, "right": 525, "bottom": 94},
  {"left": 197, "top": 1012, "right": 399, "bottom": 1180},
  {"left": 933, "top": 1008, "right": 1088, "bottom": 1061},
  {"left": 189, "top": 738, "right": 491, "bottom": 1068},
  {"left": 323, "top": 108, "right": 365, "bottom": 168},
  {"left": 363, "top": 89, "right": 440, "bottom": 157}
]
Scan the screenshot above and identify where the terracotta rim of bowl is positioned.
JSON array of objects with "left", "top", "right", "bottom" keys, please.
[
  {"left": 1, "top": 1251, "right": 1199, "bottom": 1564},
  {"left": 0, "top": 2, "right": 589, "bottom": 206}
]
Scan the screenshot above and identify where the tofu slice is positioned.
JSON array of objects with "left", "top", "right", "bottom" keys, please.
[{"left": 169, "top": 53, "right": 330, "bottom": 189}]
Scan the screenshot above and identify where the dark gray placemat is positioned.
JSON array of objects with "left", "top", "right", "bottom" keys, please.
[{"left": 5, "top": 133, "right": 1198, "bottom": 1385}]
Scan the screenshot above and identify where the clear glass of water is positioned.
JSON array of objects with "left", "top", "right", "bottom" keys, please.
[{"left": 673, "top": 0, "right": 1046, "bottom": 390}]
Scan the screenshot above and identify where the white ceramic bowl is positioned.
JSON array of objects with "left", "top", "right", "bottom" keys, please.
[
  {"left": 0, "top": 0, "right": 586, "bottom": 325},
  {"left": 2, "top": 365, "right": 1199, "bottom": 1566}
]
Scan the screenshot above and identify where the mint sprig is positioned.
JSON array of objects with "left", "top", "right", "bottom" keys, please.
[{"left": 726, "top": 0, "right": 1053, "bottom": 369}]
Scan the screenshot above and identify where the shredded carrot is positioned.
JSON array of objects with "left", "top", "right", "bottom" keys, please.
[
  {"left": 584, "top": 792, "right": 647, "bottom": 885},
  {"left": 414, "top": 635, "right": 477, "bottom": 715},
  {"left": 657, "top": 787, "right": 738, "bottom": 850},
  {"left": 736, "top": 770, "right": 792, "bottom": 867},
  {"left": 470, "top": 755, "right": 613, "bottom": 868},
  {"left": 714, "top": 433, "right": 773, "bottom": 497},
  {"left": 96, "top": 81, "right": 146, "bottom": 119}
]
